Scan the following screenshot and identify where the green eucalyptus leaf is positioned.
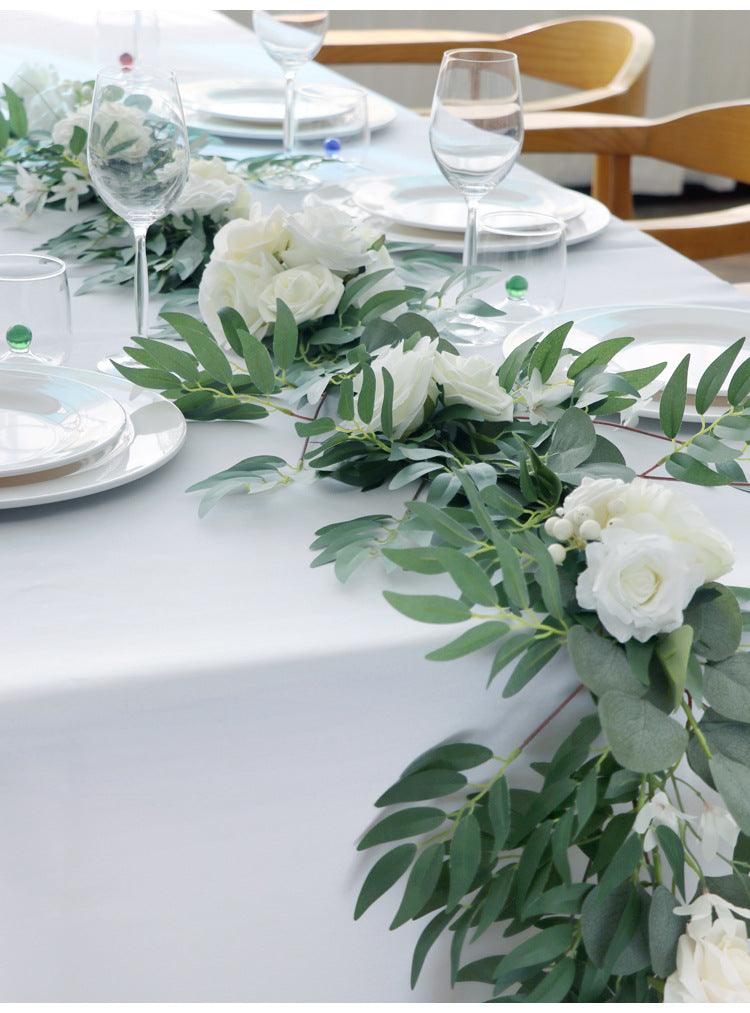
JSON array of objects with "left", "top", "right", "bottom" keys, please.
[
  {"left": 528, "top": 321, "right": 574, "bottom": 383},
  {"left": 401, "top": 742, "right": 493, "bottom": 778},
  {"left": 426, "top": 621, "right": 508, "bottom": 662},
  {"left": 648, "top": 884, "right": 686, "bottom": 977},
  {"left": 471, "top": 864, "right": 514, "bottom": 942},
  {"left": 567, "top": 336, "right": 634, "bottom": 378},
  {"left": 447, "top": 812, "right": 481, "bottom": 911},
  {"left": 354, "top": 843, "right": 416, "bottom": 920},
  {"left": 659, "top": 353, "right": 690, "bottom": 439},
  {"left": 383, "top": 591, "right": 472, "bottom": 624},
  {"left": 710, "top": 752, "right": 750, "bottom": 836},
  {"left": 685, "top": 583, "right": 742, "bottom": 661},
  {"left": 502, "top": 638, "right": 561, "bottom": 698},
  {"left": 598, "top": 692, "right": 688, "bottom": 772},
  {"left": 488, "top": 776, "right": 510, "bottom": 855},
  {"left": 390, "top": 841, "right": 445, "bottom": 928},
  {"left": 410, "top": 909, "right": 453, "bottom": 988},
  {"left": 704, "top": 653, "right": 750, "bottom": 722},
  {"left": 655, "top": 825, "right": 685, "bottom": 898},
  {"left": 655, "top": 625, "right": 693, "bottom": 710},
  {"left": 566, "top": 626, "right": 645, "bottom": 698},
  {"left": 695, "top": 338, "right": 745, "bottom": 415},
  {"left": 375, "top": 769, "right": 467, "bottom": 807},
  {"left": 240, "top": 332, "right": 275, "bottom": 394},
  {"left": 272, "top": 298, "right": 298, "bottom": 369},
  {"left": 358, "top": 807, "right": 446, "bottom": 850}
]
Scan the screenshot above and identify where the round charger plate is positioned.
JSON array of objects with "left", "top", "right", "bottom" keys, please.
[
  {"left": 503, "top": 303, "right": 750, "bottom": 422},
  {"left": 0, "top": 367, "right": 126, "bottom": 478},
  {"left": 0, "top": 364, "right": 186, "bottom": 508},
  {"left": 350, "top": 174, "right": 587, "bottom": 231},
  {"left": 308, "top": 185, "right": 610, "bottom": 249}
]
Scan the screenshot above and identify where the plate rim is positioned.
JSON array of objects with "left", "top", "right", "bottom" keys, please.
[
  {"left": 0, "top": 363, "right": 186, "bottom": 508},
  {"left": 0, "top": 366, "right": 127, "bottom": 479},
  {"left": 350, "top": 174, "right": 587, "bottom": 231}
]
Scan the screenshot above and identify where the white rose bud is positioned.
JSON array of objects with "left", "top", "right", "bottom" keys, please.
[
  {"left": 544, "top": 517, "right": 559, "bottom": 536},
  {"left": 548, "top": 543, "right": 566, "bottom": 565},
  {"left": 553, "top": 518, "right": 574, "bottom": 541},
  {"left": 579, "top": 519, "right": 602, "bottom": 541}
]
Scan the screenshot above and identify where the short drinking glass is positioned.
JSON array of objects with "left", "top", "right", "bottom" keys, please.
[
  {"left": 469, "top": 211, "right": 566, "bottom": 343},
  {"left": 0, "top": 254, "right": 71, "bottom": 365}
]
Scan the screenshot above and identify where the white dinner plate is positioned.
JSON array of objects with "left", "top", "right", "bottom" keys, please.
[
  {"left": 184, "top": 78, "right": 358, "bottom": 124},
  {"left": 309, "top": 185, "right": 610, "bottom": 249},
  {"left": 0, "top": 368, "right": 126, "bottom": 479},
  {"left": 503, "top": 304, "right": 750, "bottom": 422},
  {"left": 185, "top": 87, "right": 396, "bottom": 141},
  {"left": 350, "top": 174, "right": 588, "bottom": 231},
  {"left": 0, "top": 364, "right": 186, "bottom": 508}
]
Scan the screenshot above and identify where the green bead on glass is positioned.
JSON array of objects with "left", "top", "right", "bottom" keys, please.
[
  {"left": 505, "top": 274, "right": 528, "bottom": 301},
  {"left": 6, "top": 323, "right": 32, "bottom": 351}
]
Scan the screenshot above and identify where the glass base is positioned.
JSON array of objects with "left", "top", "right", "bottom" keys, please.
[{"left": 429, "top": 308, "right": 510, "bottom": 351}]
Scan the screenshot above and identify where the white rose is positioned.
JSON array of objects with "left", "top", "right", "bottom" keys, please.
[
  {"left": 282, "top": 204, "right": 379, "bottom": 274},
  {"left": 52, "top": 105, "right": 91, "bottom": 152},
  {"left": 520, "top": 353, "right": 575, "bottom": 424},
  {"left": 257, "top": 264, "right": 344, "bottom": 327},
  {"left": 170, "top": 157, "right": 251, "bottom": 221},
  {"left": 87, "top": 101, "right": 151, "bottom": 163},
  {"left": 198, "top": 254, "right": 281, "bottom": 344},
  {"left": 353, "top": 336, "right": 438, "bottom": 438},
  {"left": 212, "top": 209, "right": 289, "bottom": 264},
  {"left": 608, "top": 478, "right": 735, "bottom": 582},
  {"left": 434, "top": 351, "right": 513, "bottom": 422},
  {"left": 665, "top": 894, "right": 750, "bottom": 1002},
  {"left": 576, "top": 525, "right": 705, "bottom": 643}
]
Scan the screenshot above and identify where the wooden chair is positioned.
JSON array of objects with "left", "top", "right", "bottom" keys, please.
[
  {"left": 318, "top": 16, "right": 654, "bottom": 220},
  {"left": 523, "top": 102, "right": 750, "bottom": 260},
  {"left": 318, "top": 17, "right": 653, "bottom": 116}
]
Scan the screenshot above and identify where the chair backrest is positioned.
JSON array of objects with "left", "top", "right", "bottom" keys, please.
[
  {"left": 523, "top": 101, "right": 750, "bottom": 258},
  {"left": 318, "top": 16, "right": 654, "bottom": 116}
]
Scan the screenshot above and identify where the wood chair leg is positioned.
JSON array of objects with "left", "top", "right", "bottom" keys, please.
[{"left": 592, "top": 154, "right": 633, "bottom": 219}]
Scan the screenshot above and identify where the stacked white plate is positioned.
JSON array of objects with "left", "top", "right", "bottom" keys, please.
[
  {"left": 0, "top": 363, "right": 186, "bottom": 508},
  {"left": 182, "top": 79, "right": 397, "bottom": 141},
  {"left": 311, "top": 173, "right": 611, "bottom": 251}
]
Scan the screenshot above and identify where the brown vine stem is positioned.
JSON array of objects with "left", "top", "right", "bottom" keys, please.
[
  {"left": 518, "top": 683, "right": 585, "bottom": 752},
  {"left": 297, "top": 391, "right": 329, "bottom": 466}
]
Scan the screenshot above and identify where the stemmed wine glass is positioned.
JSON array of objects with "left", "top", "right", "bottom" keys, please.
[
  {"left": 429, "top": 49, "right": 524, "bottom": 268},
  {"left": 87, "top": 66, "right": 189, "bottom": 367},
  {"left": 253, "top": 10, "right": 330, "bottom": 170}
]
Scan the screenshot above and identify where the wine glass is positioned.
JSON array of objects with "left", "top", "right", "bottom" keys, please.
[
  {"left": 255, "top": 84, "right": 369, "bottom": 189},
  {"left": 0, "top": 254, "right": 71, "bottom": 365},
  {"left": 87, "top": 66, "right": 189, "bottom": 366},
  {"left": 429, "top": 49, "right": 524, "bottom": 268},
  {"left": 252, "top": 10, "right": 330, "bottom": 165}
]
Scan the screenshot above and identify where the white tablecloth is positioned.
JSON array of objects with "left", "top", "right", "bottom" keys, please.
[{"left": 2, "top": 12, "right": 750, "bottom": 1002}]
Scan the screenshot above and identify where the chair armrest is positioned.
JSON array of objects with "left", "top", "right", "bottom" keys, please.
[
  {"left": 522, "top": 111, "right": 647, "bottom": 155},
  {"left": 318, "top": 28, "right": 503, "bottom": 65}
]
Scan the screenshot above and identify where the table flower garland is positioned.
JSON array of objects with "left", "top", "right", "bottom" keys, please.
[
  {"left": 6, "top": 63, "right": 750, "bottom": 1003},
  {"left": 105, "top": 197, "right": 750, "bottom": 1002}
]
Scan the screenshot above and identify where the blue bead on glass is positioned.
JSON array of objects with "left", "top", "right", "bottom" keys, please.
[{"left": 323, "top": 137, "right": 341, "bottom": 158}]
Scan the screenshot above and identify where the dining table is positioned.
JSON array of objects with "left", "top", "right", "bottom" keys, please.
[{"left": 2, "top": 10, "right": 750, "bottom": 1002}]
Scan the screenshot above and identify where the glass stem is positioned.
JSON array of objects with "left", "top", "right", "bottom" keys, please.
[
  {"left": 133, "top": 224, "right": 149, "bottom": 337},
  {"left": 463, "top": 198, "right": 480, "bottom": 270},
  {"left": 283, "top": 70, "right": 297, "bottom": 155}
]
